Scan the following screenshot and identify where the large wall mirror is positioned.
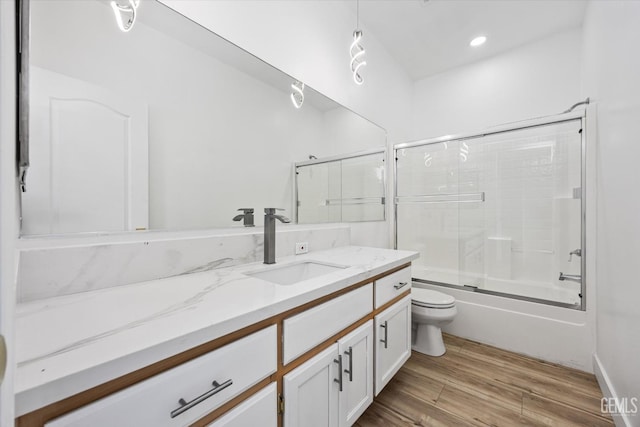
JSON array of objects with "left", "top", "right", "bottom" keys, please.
[{"left": 19, "top": 0, "right": 386, "bottom": 236}]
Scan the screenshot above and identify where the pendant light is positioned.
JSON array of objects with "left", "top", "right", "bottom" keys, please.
[{"left": 350, "top": 0, "right": 366, "bottom": 85}]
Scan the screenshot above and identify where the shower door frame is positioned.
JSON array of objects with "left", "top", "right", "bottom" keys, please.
[{"left": 393, "top": 110, "right": 587, "bottom": 311}]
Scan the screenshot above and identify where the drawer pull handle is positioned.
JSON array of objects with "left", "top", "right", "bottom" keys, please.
[
  {"left": 394, "top": 281, "right": 409, "bottom": 290},
  {"left": 170, "top": 378, "right": 233, "bottom": 418},
  {"left": 380, "top": 321, "right": 388, "bottom": 349},
  {"left": 344, "top": 346, "right": 353, "bottom": 382},
  {"left": 333, "top": 355, "right": 343, "bottom": 392}
]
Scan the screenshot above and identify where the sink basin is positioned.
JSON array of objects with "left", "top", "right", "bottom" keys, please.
[{"left": 245, "top": 261, "right": 348, "bottom": 286}]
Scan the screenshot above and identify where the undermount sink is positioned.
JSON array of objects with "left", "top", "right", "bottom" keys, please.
[{"left": 245, "top": 261, "right": 349, "bottom": 286}]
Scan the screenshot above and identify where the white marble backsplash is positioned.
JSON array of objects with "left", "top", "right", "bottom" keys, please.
[{"left": 17, "top": 224, "right": 350, "bottom": 302}]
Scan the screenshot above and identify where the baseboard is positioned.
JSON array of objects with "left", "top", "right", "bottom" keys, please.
[{"left": 593, "top": 353, "right": 635, "bottom": 427}]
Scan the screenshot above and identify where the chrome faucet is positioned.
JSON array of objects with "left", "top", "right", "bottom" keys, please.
[
  {"left": 559, "top": 272, "right": 581, "bottom": 283},
  {"left": 233, "top": 208, "right": 255, "bottom": 227},
  {"left": 264, "top": 208, "right": 291, "bottom": 264}
]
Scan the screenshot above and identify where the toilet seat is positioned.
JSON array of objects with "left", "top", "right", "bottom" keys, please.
[{"left": 411, "top": 288, "right": 455, "bottom": 309}]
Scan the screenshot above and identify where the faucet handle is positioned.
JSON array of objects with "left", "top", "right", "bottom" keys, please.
[
  {"left": 233, "top": 208, "right": 255, "bottom": 227},
  {"left": 568, "top": 248, "right": 582, "bottom": 262},
  {"left": 264, "top": 208, "right": 285, "bottom": 214}
]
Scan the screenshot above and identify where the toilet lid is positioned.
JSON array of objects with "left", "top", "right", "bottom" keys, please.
[{"left": 411, "top": 288, "right": 455, "bottom": 308}]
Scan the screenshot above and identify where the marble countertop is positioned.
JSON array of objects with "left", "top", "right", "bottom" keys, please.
[{"left": 15, "top": 245, "right": 418, "bottom": 416}]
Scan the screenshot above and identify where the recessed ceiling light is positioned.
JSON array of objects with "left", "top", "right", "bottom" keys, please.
[{"left": 470, "top": 36, "right": 487, "bottom": 47}]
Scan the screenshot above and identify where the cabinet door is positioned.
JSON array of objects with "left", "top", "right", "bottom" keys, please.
[
  {"left": 283, "top": 344, "right": 340, "bottom": 427},
  {"left": 374, "top": 295, "right": 411, "bottom": 395},
  {"left": 207, "top": 383, "right": 277, "bottom": 427},
  {"left": 337, "top": 321, "right": 373, "bottom": 427}
]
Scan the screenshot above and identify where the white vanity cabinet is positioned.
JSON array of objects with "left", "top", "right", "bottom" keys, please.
[
  {"left": 374, "top": 295, "right": 412, "bottom": 395},
  {"left": 44, "top": 326, "right": 277, "bottom": 427},
  {"left": 283, "top": 321, "right": 374, "bottom": 427},
  {"left": 20, "top": 261, "right": 415, "bottom": 427}
]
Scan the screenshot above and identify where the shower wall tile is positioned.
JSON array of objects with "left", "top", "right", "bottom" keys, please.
[{"left": 17, "top": 224, "right": 350, "bottom": 303}]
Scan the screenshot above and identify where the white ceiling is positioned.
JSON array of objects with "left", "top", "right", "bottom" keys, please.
[{"left": 346, "top": 0, "right": 587, "bottom": 80}]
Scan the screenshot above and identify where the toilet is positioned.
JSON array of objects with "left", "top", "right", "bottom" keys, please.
[{"left": 411, "top": 288, "right": 457, "bottom": 356}]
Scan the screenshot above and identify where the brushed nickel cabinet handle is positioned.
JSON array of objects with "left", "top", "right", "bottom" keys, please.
[
  {"left": 170, "top": 379, "right": 233, "bottom": 418},
  {"left": 334, "top": 355, "right": 343, "bottom": 392},
  {"left": 394, "top": 281, "right": 409, "bottom": 290},
  {"left": 380, "top": 321, "right": 388, "bottom": 349},
  {"left": 344, "top": 346, "right": 353, "bottom": 382}
]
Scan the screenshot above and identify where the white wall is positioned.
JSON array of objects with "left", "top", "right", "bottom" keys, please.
[
  {"left": 411, "top": 29, "right": 583, "bottom": 139},
  {"left": 582, "top": 2, "right": 640, "bottom": 425}
]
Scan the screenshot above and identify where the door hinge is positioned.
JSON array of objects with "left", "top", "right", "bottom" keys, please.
[{"left": 278, "top": 393, "right": 285, "bottom": 414}]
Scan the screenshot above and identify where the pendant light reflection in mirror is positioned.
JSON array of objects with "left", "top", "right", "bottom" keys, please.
[
  {"left": 111, "top": 0, "right": 140, "bottom": 33},
  {"left": 290, "top": 80, "right": 305, "bottom": 109}
]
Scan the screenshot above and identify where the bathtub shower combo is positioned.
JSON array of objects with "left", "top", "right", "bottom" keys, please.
[{"left": 395, "top": 112, "right": 586, "bottom": 310}]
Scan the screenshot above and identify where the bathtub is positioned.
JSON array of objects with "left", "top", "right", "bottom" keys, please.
[{"left": 412, "top": 275, "right": 595, "bottom": 373}]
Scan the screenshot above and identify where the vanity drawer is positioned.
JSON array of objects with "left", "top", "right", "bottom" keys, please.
[
  {"left": 207, "top": 383, "right": 277, "bottom": 427},
  {"left": 374, "top": 266, "right": 411, "bottom": 308},
  {"left": 283, "top": 283, "right": 373, "bottom": 365},
  {"left": 45, "top": 326, "right": 277, "bottom": 427}
]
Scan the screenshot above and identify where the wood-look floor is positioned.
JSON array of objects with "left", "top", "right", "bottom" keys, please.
[{"left": 356, "top": 334, "right": 613, "bottom": 427}]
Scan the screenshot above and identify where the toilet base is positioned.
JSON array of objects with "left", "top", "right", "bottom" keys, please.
[{"left": 412, "top": 323, "right": 446, "bottom": 356}]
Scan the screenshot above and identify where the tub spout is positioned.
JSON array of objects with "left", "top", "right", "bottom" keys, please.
[{"left": 559, "top": 272, "right": 581, "bottom": 283}]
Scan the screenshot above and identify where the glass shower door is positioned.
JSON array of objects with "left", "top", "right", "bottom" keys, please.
[
  {"left": 395, "top": 117, "right": 584, "bottom": 308},
  {"left": 472, "top": 120, "right": 583, "bottom": 306},
  {"left": 457, "top": 137, "right": 487, "bottom": 290},
  {"left": 396, "top": 141, "right": 462, "bottom": 285}
]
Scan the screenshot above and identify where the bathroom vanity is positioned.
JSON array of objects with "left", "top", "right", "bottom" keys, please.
[{"left": 15, "top": 246, "right": 417, "bottom": 426}]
